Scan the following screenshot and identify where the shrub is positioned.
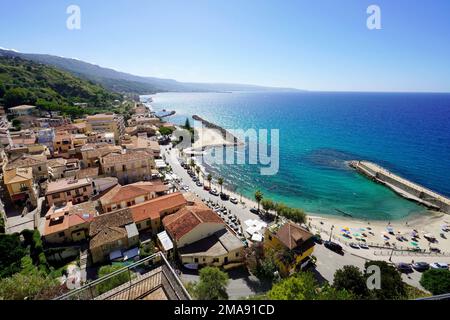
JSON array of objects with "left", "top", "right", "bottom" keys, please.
[
  {"left": 420, "top": 269, "right": 450, "bottom": 295},
  {"left": 96, "top": 265, "right": 131, "bottom": 295}
]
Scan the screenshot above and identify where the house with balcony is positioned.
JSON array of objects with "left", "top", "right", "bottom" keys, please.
[
  {"left": 3, "top": 167, "right": 38, "bottom": 207},
  {"left": 88, "top": 208, "right": 139, "bottom": 264},
  {"left": 129, "top": 192, "right": 187, "bottom": 234},
  {"left": 43, "top": 201, "right": 98, "bottom": 244},
  {"left": 86, "top": 113, "right": 125, "bottom": 143},
  {"left": 53, "top": 131, "right": 73, "bottom": 158},
  {"left": 100, "top": 150, "right": 156, "bottom": 185},
  {"left": 264, "top": 221, "right": 315, "bottom": 277},
  {"left": 163, "top": 204, "right": 244, "bottom": 267},
  {"left": 46, "top": 178, "right": 93, "bottom": 207},
  {"left": 3, "top": 154, "right": 48, "bottom": 182}
]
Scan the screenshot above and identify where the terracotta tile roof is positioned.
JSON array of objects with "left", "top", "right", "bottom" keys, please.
[
  {"left": 3, "top": 167, "right": 32, "bottom": 184},
  {"left": 274, "top": 222, "right": 314, "bottom": 250},
  {"left": 89, "top": 208, "right": 133, "bottom": 237},
  {"left": 76, "top": 167, "right": 99, "bottom": 179},
  {"left": 130, "top": 192, "right": 187, "bottom": 223},
  {"left": 100, "top": 180, "right": 168, "bottom": 206},
  {"left": 101, "top": 150, "right": 153, "bottom": 166},
  {"left": 4, "top": 154, "right": 47, "bottom": 170},
  {"left": 163, "top": 205, "right": 224, "bottom": 241},
  {"left": 44, "top": 201, "right": 98, "bottom": 236},
  {"left": 89, "top": 226, "right": 128, "bottom": 250},
  {"left": 48, "top": 158, "right": 67, "bottom": 168}
]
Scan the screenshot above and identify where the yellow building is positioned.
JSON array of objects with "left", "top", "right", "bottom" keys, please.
[
  {"left": 100, "top": 150, "right": 156, "bottom": 185},
  {"left": 264, "top": 222, "right": 315, "bottom": 277},
  {"left": 3, "top": 167, "right": 37, "bottom": 206},
  {"left": 86, "top": 113, "right": 125, "bottom": 142}
]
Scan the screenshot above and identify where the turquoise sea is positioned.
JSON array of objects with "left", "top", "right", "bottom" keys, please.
[{"left": 147, "top": 92, "right": 450, "bottom": 220}]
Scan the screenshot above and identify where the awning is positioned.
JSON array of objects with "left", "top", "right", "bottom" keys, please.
[
  {"left": 157, "top": 231, "right": 174, "bottom": 251},
  {"left": 123, "top": 247, "right": 139, "bottom": 261},
  {"left": 109, "top": 250, "right": 123, "bottom": 261},
  {"left": 11, "top": 193, "right": 27, "bottom": 201}
]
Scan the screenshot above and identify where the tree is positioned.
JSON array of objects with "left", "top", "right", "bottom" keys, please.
[
  {"left": 0, "top": 234, "right": 27, "bottom": 278},
  {"left": 207, "top": 174, "right": 213, "bottom": 189},
  {"left": 184, "top": 118, "right": 192, "bottom": 130},
  {"left": 364, "top": 261, "right": 407, "bottom": 300},
  {"left": 195, "top": 165, "right": 201, "bottom": 178},
  {"left": 159, "top": 126, "right": 174, "bottom": 136},
  {"left": 140, "top": 241, "right": 156, "bottom": 259},
  {"left": 267, "top": 272, "right": 353, "bottom": 300},
  {"left": 254, "top": 190, "right": 263, "bottom": 212},
  {"left": 261, "top": 199, "right": 275, "bottom": 212},
  {"left": 97, "top": 265, "right": 131, "bottom": 295},
  {"left": 191, "top": 267, "right": 229, "bottom": 300},
  {"left": 0, "top": 272, "right": 59, "bottom": 300},
  {"left": 218, "top": 177, "right": 224, "bottom": 193},
  {"left": 333, "top": 265, "right": 369, "bottom": 299},
  {"left": 3, "top": 87, "right": 36, "bottom": 108},
  {"left": 420, "top": 269, "right": 450, "bottom": 295},
  {"left": 189, "top": 159, "right": 196, "bottom": 170}
]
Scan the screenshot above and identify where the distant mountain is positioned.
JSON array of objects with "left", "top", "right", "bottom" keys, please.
[{"left": 0, "top": 48, "right": 303, "bottom": 95}]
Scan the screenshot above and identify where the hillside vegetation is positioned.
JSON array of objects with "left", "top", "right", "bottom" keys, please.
[{"left": 0, "top": 56, "right": 122, "bottom": 117}]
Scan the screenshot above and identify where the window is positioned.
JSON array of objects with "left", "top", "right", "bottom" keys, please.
[
  {"left": 58, "top": 232, "right": 64, "bottom": 238},
  {"left": 66, "top": 191, "right": 71, "bottom": 196},
  {"left": 213, "top": 258, "right": 219, "bottom": 263},
  {"left": 194, "top": 258, "right": 199, "bottom": 263},
  {"left": 147, "top": 220, "right": 151, "bottom": 226},
  {"left": 83, "top": 187, "right": 87, "bottom": 192},
  {"left": 52, "top": 193, "right": 61, "bottom": 199},
  {"left": 136, "top": 223, "right": 141, "bottom": 229},
  {"left": 38, "top": 166, "right": 42, "bottom": 171},
  {"left": 236, "top": 252, "right": 239, "bottom": 257}
]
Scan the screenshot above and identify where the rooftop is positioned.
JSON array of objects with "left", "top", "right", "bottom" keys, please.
[
  {"left": 3, "top": 167, "right": 33, "bottom": 184},
  {"left": 272, "top": 222, "right": 314, "bottom": 250},
  {"left": 163, "top": 204, "right": 224, "bottom": 241},
  {"left": 129, "top": 192, "right": 187, "bottom": 223},
  {"left": 46, "top": 178, "right": 91, "bottom": 195},
  {"left": 179, "top": 228, "right": 243, "bottom": 257},
  {"left": 100, "top": 180, "right": 168, "bottom": 206}
]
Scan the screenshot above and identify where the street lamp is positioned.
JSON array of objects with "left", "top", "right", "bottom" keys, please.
[{"left": 329, "top": 225, "right": 334, "bottom": 242}]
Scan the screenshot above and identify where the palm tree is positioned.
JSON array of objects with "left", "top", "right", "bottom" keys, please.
[
  {"left": 207, "top": 174, "right": 213, "bottom": 189},
  {"left": 254, "top": 190, "right": 263, "bottom": 212},
  {"left": 218, "top": 177, "right": 224, "bottom": 193},
  {"left": 190, "top": 159, "right": 195, "bottom": 169},
  {"left": 195, "top": 165, "right": 201, "bottom": 178}
]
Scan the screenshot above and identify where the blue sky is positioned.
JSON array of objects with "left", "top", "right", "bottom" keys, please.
[{"left": 1, "top": 0, "right": 450, "bottom": 92}]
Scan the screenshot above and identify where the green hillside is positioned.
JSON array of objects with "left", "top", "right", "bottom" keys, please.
[{"left": 0, "top": 56, "right": 123, "bottom": 117}]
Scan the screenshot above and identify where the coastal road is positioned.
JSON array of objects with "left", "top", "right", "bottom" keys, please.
[{"left": 162, "top": 146, "right": 264, "bottom": 229}]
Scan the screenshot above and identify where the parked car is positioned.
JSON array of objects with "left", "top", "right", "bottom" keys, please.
[
  {"left": 209, "top": 189, "right": 219, "bottom": 196},
  {"left": 250, "top": 208, "right": 259, "bottom": 214},
  {"left": 203, "top": 186, "right": 211, "bottom": 191},
  {"left": 349, "top": 243, "right": 360, "bottom": 249},
  {"left": 359, "top": 243, "right": 369, "bottom": 249},
  {"left": 412, "top": 262, "right": 430, "bottom": 272},
  {"left": 230, "top": 197, "right": 238, "bottom": 204},
  {"left": 396, "top": 263, "right": 413, "bottom": 273},
  {"left": 324, "top": 241, "right": 343, "bottom": 253},
  {"left": 196, "top": 181, "right": 203, "bottom": 187},
  {"left": 430, "top": 262, "right": 449, "bottom": 270}
]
